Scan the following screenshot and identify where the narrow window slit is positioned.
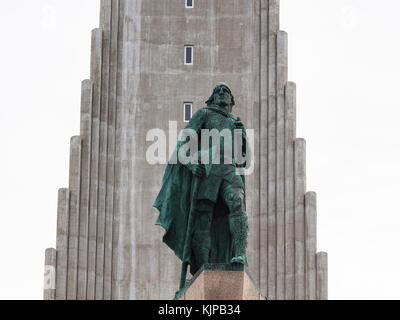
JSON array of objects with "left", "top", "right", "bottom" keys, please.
[
  {"left": 185, "top": 46, "right": 193, "bottom": 65},
  {"left": 186, "top": 0, "right": 194, "bottom": 9},
  {"left": 184, "top": 103, "right": 193, "bottom": 122}
]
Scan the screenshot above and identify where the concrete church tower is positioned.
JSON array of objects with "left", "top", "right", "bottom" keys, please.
[{"left": 44, "top": 0, "right": 328, "bottom": 300}]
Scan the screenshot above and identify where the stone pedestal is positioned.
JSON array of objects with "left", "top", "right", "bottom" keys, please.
[{"left": 177, "top": 264, "right": 265, "bottom": 300}]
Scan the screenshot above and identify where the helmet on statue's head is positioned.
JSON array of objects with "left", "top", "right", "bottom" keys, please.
[{"left": 206, "top": 82, "right": 236, "bottom": 108}]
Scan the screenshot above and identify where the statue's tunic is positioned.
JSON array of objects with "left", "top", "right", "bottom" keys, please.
[{"left": 189, "top": 106, "right": 244, "bottom": 202}]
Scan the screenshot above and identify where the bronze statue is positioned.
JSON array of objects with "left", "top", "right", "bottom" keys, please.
[{"left": 154, "top": 83, "right": 250, "bottom": 293}]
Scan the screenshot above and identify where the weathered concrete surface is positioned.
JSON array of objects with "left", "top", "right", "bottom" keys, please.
[
  {"left": 110, "top": 0, "right": 263, "bottom": 300},
  {"left": 87, "top": 28, "right": 103, "bottom": 300},
  {"left": 55, "top": 188, "right": 69, "bottom": 300},
  {"left": 267, "top": 0, "right": 279, "bottom": 301},
  {"left": 294, "top": 138, "right": 306, "bottom": 300},
  {"left": 276, "top": 30, "right": 288, "bottom": 300},
  {"left": 317, "top": 252, "right": 328, "bottom": 300},
  {"left": 95, "top": 0, "right": 112, "bottom": 300},
  {"left": 44, "top": 248, "right": 57, "bottom": 300},
  {"left": 284, "top": 82, "right": 296, "bottom": 300},
  {"left": 259, "top": 0, "right": 270, "bottom": 299},
  {"left": 67, "top": 136, "right": 82, "bottom": 300},
  {"left": 103, "top": 0, "right": 120, "bottom": 300},
  {"left": 77, "top": 80, "right": 93, "bottom": 300},
  {"left": 305, "top": 192, "right": 317, "bottom": 300},
  {"left": 45, "top": 0, "right": 328, "bottom": 300}
]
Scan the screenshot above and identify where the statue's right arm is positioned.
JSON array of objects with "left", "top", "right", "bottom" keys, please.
[
  {"left": 177, "top": 108, "right": 208, "bottom": 177},
  {"left": 183, "top": 108, "right": 207, "bottom": 132}
]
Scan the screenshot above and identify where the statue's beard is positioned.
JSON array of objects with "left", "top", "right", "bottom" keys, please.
[{"left": 214, "top": 98, "right": 231, "bottom": 112}]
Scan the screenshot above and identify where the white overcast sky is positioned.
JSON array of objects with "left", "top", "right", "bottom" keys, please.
[{"left": 1, "top": 0, "right": 400, "bottom": 300}]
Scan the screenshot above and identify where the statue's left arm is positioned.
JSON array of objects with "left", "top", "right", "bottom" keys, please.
[{"left": 233, "top": 117, "right": 251, "bottom": 168}]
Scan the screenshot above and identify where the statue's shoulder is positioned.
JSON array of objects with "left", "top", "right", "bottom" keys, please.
[
  {"left": 192, "top": 107, "right": 210, "bottom": 120},
  {"left": 199, "top": 107, "right": 210, "bottom": 115}
]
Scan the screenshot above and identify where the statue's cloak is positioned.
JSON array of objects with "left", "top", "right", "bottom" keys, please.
[{"left": 153, "top": 162, "right": 233, "bottom": 275}]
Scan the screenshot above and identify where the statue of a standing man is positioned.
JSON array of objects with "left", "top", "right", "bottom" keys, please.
[{"left": 154, "top": 83, "right": 250, "bottom": 287}]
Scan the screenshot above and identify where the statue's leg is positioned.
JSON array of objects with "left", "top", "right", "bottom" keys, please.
[
  {"left": 191, "top": 199, "right": 214, "bottom": 271},
  {"left": 221, "top": 178, "right": 249, "bottom": 266}
]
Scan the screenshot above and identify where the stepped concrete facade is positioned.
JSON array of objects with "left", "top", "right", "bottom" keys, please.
[{"left": 44, "top": 0, "right": 328, "bottom": 300}]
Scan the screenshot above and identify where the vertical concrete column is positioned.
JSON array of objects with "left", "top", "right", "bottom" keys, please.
[
  {"left": 276, "top": 30, "right": 288, "bottom": 300},
  {"left": 246, "top": 0, "right": 261, "bottom": 291},
  {"left": 56, "top": 188, "right": 69, "bottom": 300},
  {"left": 104, "top": 0, "right": 120, "bottom": 300},
  {"left": 100, "top": 0, "right": 112, "bottom": 28},
  {"left": 284, "top": 82, "right": 296, "bottom": 300},
  {"left": 112, "top": 0, "right": 128, "bottom": 299},
  {"left": 87, "top": 28, "right": 103, "bottom": 300},
  {"left": 67, "top": 136, "right": 82, "bottom": 300},
  {"left": 317, "top": 252, "right": 328, "bottom": 300},
  {"left": 44, "top": 248, "right": 57, "bottom": 300},
  {"left": 294, "top": 138, "right": 306, "bottom": 300},
  {"left": 77, "top": 80, "right": 93, "bottom": 300},
  {"left": 96, "top": 0, "right": 112, "bottom": 300},
  {"left": 259, "top": 0, "right": 270, "bottom": 298},
  {"left": 112, "top": 0, "right": 144, "bottom": 299},
  {"left": 305, "top": 192, "right": 317, "bottom": 300},
  {"left": 267, "top": 0, "right": 279, "bottom": 300}
]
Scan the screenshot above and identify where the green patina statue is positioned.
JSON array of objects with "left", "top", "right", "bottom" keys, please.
[{"left": 154, "top": 83, "right": 250, "bottom": 293}]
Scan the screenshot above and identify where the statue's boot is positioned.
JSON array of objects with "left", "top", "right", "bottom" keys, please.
[{"left": 229, "top": 213, "right": 249, "bottom": 266}]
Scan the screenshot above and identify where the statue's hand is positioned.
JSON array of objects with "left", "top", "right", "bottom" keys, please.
[
  {"left": 188, "top": 163, "right": 206, "bottom": 178},
  {"left": 233, "top": 117, "right": 245, "bottom": 130}
]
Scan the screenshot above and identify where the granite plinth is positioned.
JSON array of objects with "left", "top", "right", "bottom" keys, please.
[{"left": 176, "top": 264, "right": 265, "bottom": 300}]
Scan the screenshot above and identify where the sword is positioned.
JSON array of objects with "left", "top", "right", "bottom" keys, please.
[{"left": 178, "top": 175, "right": 200, "bottom": 294}]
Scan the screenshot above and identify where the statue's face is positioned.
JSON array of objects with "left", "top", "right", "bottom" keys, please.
[{"left": 213, "top": 85, "right": 233, "bottom": 108}]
